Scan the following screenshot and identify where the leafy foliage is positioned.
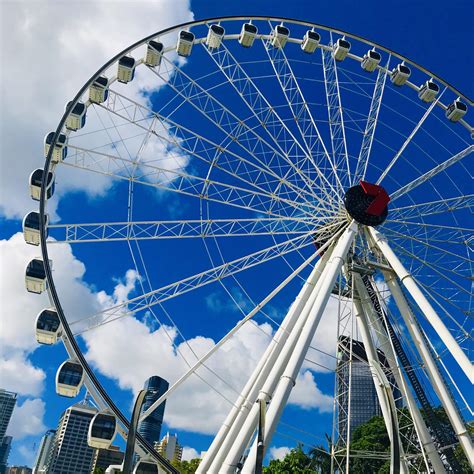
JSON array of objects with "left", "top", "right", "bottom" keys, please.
[{"left": 171, "top": 457, "right": 201, "bottom": 473}]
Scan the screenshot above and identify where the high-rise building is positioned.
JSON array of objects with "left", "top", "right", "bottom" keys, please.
[
  {"left": 46, "top": 401, "right": 97, "bottom": 474},
  {"left": 336, "top": 336, "right": 402, "bottom": 441},
  {"left": 6, "top": 467, "right": 32, "bottom": 474},
  {"left": 154, "top": 432, "right": 182, "bottom": 463},
  {"left": 137, "top": 376, "right": 169, "bottom": 447},
  {"left": 33, "top": 429, "right": 56, "bottom": 474},
  {"left": 91, "top": 445, "right": 124, "bottom": 471},
  {"left": 0, "top": 390, "right": 17, "bottom": 441},
  {"left": 0, "top": 436, "right": 12, "bottom": 474}
]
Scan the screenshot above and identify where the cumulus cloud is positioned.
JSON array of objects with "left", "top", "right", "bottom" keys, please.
[
  {"left": 182, "top": 446, "right": 200, "bottom": 461},
  {"left": 6, "top": 398, "right": 46, "bottom": 440},
  {"left": 0, "top": 0, "right": 194, "bottom": 219},
  {"left": 269, "top": 446, "right": 291, "bottom": 460}
]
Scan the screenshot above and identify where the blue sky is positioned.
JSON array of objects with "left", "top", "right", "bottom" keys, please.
[{"left": 1, "top": 0, "right": 472, "bottom": 469}]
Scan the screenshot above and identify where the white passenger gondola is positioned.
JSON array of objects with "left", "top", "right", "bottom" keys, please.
[
  {"left": 271, "top": 24, "right": 290, "bottom": 48},
  {"left": 35, "top": 308, "right": 61, "bottom": 344},
  {"left": 334, "top": 38, "right": 351, "bottom": 61},
  {"left": 29, "top": 169, "right": 55, "bottom": 201},
  {"left": 391, "top": 63, "right": 411, "bottom": 86},
  {"left": 65, "top": 101, "right": 87, "bottom": 131},
  {"left": 145, "top": 40, "right": 164, "bottom": 67},
  {"left": 25, "top": 258, "right": 48, "bottom": 294},
  {"left": 23, "top": 211, "right": 48, "bottom": 245},
  {"left": 239, "top": 23, "right": 257, "bottom": 48},
  {"left": 176, "top": 30, "right": 194, "bottom": 57},
  {"left": 89, "top": 76, "right": 110, "bottom": 103},
  {"left": 88, "top": 411, "right": 117, "bottom": 449},
  {"left": 445, "top": 99, "right": 467, "bottom": 122},
  {"left": 105, "top": 465, "right": 123, "bottom": 474},
  {"left": 56, "top": 359, "right": 84, "bottom": 397},
  {"left": 301, "top": 29, "right": 320, "bottom": 53},
  {"left": 206, "top": 24, "right": 225, "bottom": 49},
  {"left": 117, "top": 56, "right": 136, "bottom": 83},
  {"left": 44, "top": 132, "right": 67, "bottom": 163},
  {"left": 361, "top": 49, "right": 381, "bottom": 72},
  {"left": 133, "top": 461, "right": 159, "bottom": 474},
  {"left": 418, "top": 79, "right": 439, "bottom": 102}
]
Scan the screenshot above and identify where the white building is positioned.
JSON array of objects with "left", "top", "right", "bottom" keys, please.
[
  {"left": 47, "top": 401, "right": 97, "bottom": 474},
  {"left": 154, "top": 432, "right": 182, "bottom": 463}
]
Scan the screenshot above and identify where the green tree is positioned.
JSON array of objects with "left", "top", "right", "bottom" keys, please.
[
  {"left": 171, "top": 457, "right": 201, "bottom": 474},
  {"left": 263, "top": 445, "right": 316, "bottom": 473}
]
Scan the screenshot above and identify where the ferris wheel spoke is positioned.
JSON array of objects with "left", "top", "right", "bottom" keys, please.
[
  {"left": 354, "top": 56, "right": 391, "bottom": 182},
  {"left": 47, "top": 217, "right": 316, "bottom": 243},
  {"left": 261, "top": 25, "right": 344, "bottom": 196},
  {"left": 148, "top": 55, "right": 323, "bottom": 202},
  {"left": 70, "top": 232, "right": 315, "bottom": 333},
  {"left": 376, "top": 88, "right": 447, "bottom": 185},
  {"left": 64, "top": 144, "right": 321, "bottom": 219},
  {"left": 389, "top": 193, "right": 474, "bottom": 220},
  {"left": 102, "top": 90, "right": 326, "bottom": 211},
  {"left": 321, "top": 33, "right": 351, "bottom": 189},
  {"left": 385, "top": 220, "right": 473, "bottom": 245},
  {"left": 383, "top": 227, "right": 472, "bottom": 264},
  {"left": 201, "top": 42, "right": 332, "bottom": 205},
  {"left": 388, "top": 240, "right": 472, "bottom": 295},
  {"left": 390, "top": 144, "right": 474, "bottom": 201}
]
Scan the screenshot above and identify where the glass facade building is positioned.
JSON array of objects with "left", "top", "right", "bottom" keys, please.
[
  {"left": 336, "top": 337, "right": 402, "bottom": 441},
  {"left": 0, "top": 390, "right": 17, "bottom": 441},
  {"left": 33, "top": 429, "right": 56, "bottom": 474},
  {"left": 137, "top": 376, "right": 169, "bottom": 447}
]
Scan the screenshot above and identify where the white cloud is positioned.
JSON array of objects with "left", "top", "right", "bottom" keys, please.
[
  {"left": 269, "top": 446, "right": 291, "bottom": 460},
  {"left": 0, "top": 356, "right": 45, "bottom": 398},
  {"left": 289, "top": 370, "right": 333, "bottom": 412},
  {"left": 6, "top": 398, "right": 46, "bottom": 440},
  {"left": 181, "top": 446, "right": 200, "bottom": 461},
  {"left": 0, "top": 0, "right": 194, "bottom": 219}
]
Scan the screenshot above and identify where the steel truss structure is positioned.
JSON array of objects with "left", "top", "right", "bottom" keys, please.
[{"left": 30, "top": 16, "right": 473, "bottom": 473}]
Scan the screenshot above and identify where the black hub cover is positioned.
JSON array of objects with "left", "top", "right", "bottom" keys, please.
[{"left": 344, "top": 181, "right": 390, "bottom": 226}]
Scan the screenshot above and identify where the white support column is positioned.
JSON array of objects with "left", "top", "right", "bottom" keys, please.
[
  {"left": 350, "top": 278, "right": 408, "bottom": 474},
  {"left": 199, "top": 246, "right": 334, "bottom": 473},
  {"left": 353, "top": 274, "right": 445, "bottom": 473},
  {"left": 382, "top": 271, "right": 474, "bottom": 468},
  {"left": 369, "top": 227, "right": 473, "bottom": 384},
  {"left": 240, "top": 222, "right": 357, "bottom": 473}
]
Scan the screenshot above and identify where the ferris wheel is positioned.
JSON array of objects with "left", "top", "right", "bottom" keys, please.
[{"left": 23, "top": 16, "right": 473, "bottom": 473}]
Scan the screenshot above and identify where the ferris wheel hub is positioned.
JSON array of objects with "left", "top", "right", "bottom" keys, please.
[{"left": 344, "top": 181, "right": 390, "bottom": 226}]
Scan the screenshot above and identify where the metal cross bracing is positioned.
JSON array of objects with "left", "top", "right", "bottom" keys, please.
[
  {"left": 201, "top": 40, "right": 341, "bottom": 207},
  {"left": 68, "top": 232, "right": 317, "bottom": 334},
  {"left": 95, "top": 88, "right": 329, "bottom": 213},
  {"left": 148, "top": 53, "right": 332, "bottom": 205},
  {"left": 353, "top": 55, "right": 391, "bottom": 182},
  {"left": 388, "top": 194, "right": 474, "bottom": 221},
  {"left": 47, "top": 217, "right": 316, "bottom": 243},
  {"left": 321, "top": 33, "right": 351, "bottom": 190},
  {"left": 261, "top": 22, "right": 345, "bottom": 197}
]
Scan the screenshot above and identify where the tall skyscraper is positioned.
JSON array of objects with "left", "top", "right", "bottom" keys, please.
[
  {"left": 336, "top": 336, "right": 402, "bottom": 441},
  {"left": 33, "top": 429, "right": 56, "bottom": 474},
  {"left": 46, "top": 401, "right": 97, "bottom": 474},
  {"left": 137, "top": 376, "right": 169, "bottom": 447},
  {"left": 0, "top": 436, "right": 12, "bottom": 474},
  {"left": 0, "top": 390, "right": 17, "bottom": 440},
  {"left": 155, "top": 432, "right": 183, "bottom": 463}
]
